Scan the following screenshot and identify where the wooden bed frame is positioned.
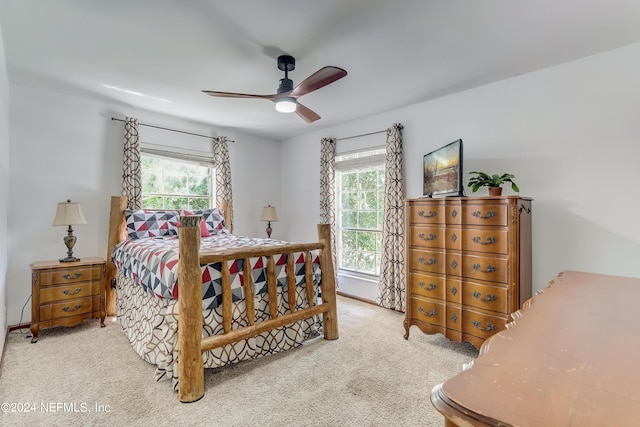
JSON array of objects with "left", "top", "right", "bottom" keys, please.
[{"left": 105, "top": 196, "right": 338, "bottom": 402}]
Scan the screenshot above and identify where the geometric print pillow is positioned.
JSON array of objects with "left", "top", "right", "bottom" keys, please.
[
  {"left": 124, "top": 209, "right": 180, "bottom": 239},
  {"left": 180, "top": 208, "right": 229, "bottom": 235}
]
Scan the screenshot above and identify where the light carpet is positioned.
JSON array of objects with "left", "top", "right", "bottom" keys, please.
[{"left": 0, "top": 296, "right": 477, "bottom": 426}]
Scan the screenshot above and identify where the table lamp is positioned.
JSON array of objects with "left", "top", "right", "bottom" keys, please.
[
  {"left": 260, "top": 205, "right": 278, "bottom": 238},
  {"left": 52, "top": 199, "right": 87, "bottom": 262}
]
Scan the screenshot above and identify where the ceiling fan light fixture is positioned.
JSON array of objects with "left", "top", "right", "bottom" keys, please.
[{"left": 275, "top": 97, "right": 297, "bottom": 113}]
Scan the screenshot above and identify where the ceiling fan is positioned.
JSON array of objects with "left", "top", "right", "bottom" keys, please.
[{"left": 202, "top": 55, "right": 347, "bottom": 123}]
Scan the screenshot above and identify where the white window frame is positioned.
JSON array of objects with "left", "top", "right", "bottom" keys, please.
[
  {"left": 141, "top": 148, "right": 216, "bottom": 210},
  {"left": 335, "top": 147, "right": 386, "bottom": 278}
]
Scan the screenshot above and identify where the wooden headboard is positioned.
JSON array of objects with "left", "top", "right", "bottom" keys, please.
[{"left": 104, "top": 196, "right": 233, "bottom": 316}]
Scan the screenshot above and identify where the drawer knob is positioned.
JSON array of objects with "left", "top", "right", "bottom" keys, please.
[
  {"left": 418, "top": 257, "right": 436, "bottom": 266},
  {"left": 471, "top": 236, "right": 497, "bottom": 245},
  {"left": 472, "top": 320, "right": 497, "bottom": 331},
  {"left": 472, "top": 210, "right": 497, "bottom": 220},
  {"left": 418, "top": 210, "right": 437, "bottom": 218},
  {"left": 419, "top": 282, "right": 437, "bottom": 291},
  {"left": 62, "top": 273, "right": 82, "bottom": 279},
  {"left": 472, "top": 264, "right": 496, "bottom": 273},
  {"left": 418, "top": 306, "right": 437, "bottom": 317},
  {"left": 418, "top": 233, "right": 437, "bottom": 241},
  {"left": 472, "top": 291, "right": 497, "bottom": 302},
  {"left": 62, "top": 304, "right": 82, "bottom": 313},
  {"left": 63, "top": 288, "right": 82, "bottom": 296}
]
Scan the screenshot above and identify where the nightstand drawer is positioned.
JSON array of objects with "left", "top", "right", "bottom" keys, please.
[
  {"left": 39, "top": 265, "right": 102, "bottom": 286},
  {"left": 40, "top": 296, "right": 99, "bottom": 320},
  {"left": 39, "top": 281, "right": 101, "bottom": 304}
]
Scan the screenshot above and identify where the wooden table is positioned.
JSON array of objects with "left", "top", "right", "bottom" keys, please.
[{"left": 431, "top": 270, "right": 640, "bottom": 427}]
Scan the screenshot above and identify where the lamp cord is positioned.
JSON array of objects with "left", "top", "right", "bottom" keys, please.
[{"left": 16, "top": 294, "right": 32, "bottom": 334}]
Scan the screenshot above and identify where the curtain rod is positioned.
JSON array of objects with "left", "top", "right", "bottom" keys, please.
[
  {"left": 335, "top": 129, "right": 386, "bottom": 141},
  {"left": 110, "top": 117, "right": 234, "bottom": 142}
]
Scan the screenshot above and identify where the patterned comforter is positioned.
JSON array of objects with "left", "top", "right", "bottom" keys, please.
[{"left": 111, "top": 234, "right": 322, "bottom": 310}]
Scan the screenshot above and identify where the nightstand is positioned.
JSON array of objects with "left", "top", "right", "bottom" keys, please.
[{"left": 30, "top": 257, "right": 106, "bottom": 343}]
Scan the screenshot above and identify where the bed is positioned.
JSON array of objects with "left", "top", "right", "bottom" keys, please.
[{"left": 105, "top": 196, "right": 338, "bottom": 402}]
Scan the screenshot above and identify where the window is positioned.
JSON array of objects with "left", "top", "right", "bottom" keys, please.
[
  {"left": 335, "top": 148, "right": 386, "bottom": 276},
  {"left": 141, "top": 154, "right": 214, "bottom": 210}
]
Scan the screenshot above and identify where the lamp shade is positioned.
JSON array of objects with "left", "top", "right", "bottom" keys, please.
[
  {"left": 260, "top": 205, "right": 278, "bottom": 222},
  {"left": 53, "top": 200, "right": 87, "bottom": 226},
  {"left": 275, "top": 98, "right": 296, "bottom": 113}
]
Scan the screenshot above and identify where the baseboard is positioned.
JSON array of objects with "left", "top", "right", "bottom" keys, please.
[
  {"left": 8, "top": 322, "right": 30, "bottom": 332},
  {"left": 336, "top": 291, "right": 377, "bottom": 306}
]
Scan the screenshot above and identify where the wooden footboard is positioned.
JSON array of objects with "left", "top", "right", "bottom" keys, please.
[{"left": 106, "top": 196, "right": 338, "bottom": 403}]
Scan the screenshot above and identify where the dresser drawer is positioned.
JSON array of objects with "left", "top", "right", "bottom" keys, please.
[
  {"left": 408, "top": 204, "right": 445, "bottom": 225},
  {"left": 446, "top": 304, "right": 462, "bottom": 332},
  {"left": 445, "top": 228, "right": 462, "bottom": 251},
  {"left": 409, "top": 273, "right": 445, "bottom": 300},
  {"left": 408, "top": 249, "right": 445, "bottom": 274},
  {"left": 460, "top": 204, "right": 508, "bottom": 226},
  {"left": 462, "top": 228, "right": 508, "bottom": 254},
  {"left": 445, "top": 277, "right": 462, "bottom": 304},
  {"left": 461, "top": 254, "right": 508, "bottom": 284},
  {"left": 409, "top": 226, "right": 445, "bottom": 248},
  {"left": 461, "top": 307, "right": 508, "bottom": 340},
  {"left": 39, "top": 281, "right": 101, "bottom": 304},
  {"left": 410, "top": 297, "right": 445, "bottom": 327},
  {"left": 39, "top": 265, "right": 102, "bottom": 286},
  {"left": 462, "top": 280, "right": 508, "bottom": 314},
  {"left": 39, "top": 296, "right": 100, "bottom": 320}
]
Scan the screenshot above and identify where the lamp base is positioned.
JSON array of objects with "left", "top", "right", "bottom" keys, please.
[{"left": 59, "top": 256, "right": 81, "bottom": 263}]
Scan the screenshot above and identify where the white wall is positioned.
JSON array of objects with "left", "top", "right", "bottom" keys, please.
[
  {"left": 5, "top": 85, "right": 280, "bottom": 325},
  {"left": 281, "top": 42, "right": 640, "bottom": 300},
  {"left": 0, "top": 25, "right": 10, "bottom": 346}
]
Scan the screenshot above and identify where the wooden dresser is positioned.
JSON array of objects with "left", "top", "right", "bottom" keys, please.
[
  {"left": 431, "top": 271, "right": 640, "bottom": 426},
  {"left": 403, "top": 196, "right": 532, "bottom": 348},
  {"left": 30, "top": 257, "right": 106, "bottom": 343}
]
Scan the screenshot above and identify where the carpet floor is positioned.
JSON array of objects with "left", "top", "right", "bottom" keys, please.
[{"left": 0, "top": 296, "right": 477, "bottom": 426}]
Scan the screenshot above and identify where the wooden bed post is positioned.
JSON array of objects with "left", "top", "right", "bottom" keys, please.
[
  {"left": 106, "top": 196, "right": 127, "bottom": 316},
  {"left": 318, "top": 224, "right": 339, "bottom": 340},
  {"left": 178, "top": 215, "right": 205, "bottom": 403},
  {"left": 219, "top": 200, "right": 233, "bottom": 233}
]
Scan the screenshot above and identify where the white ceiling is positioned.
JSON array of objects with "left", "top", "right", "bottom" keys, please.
[{"left": 1, "top": 0, "right": 640, "bottom": 140}]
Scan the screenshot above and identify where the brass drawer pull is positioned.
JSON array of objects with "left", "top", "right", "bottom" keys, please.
[
  {"left": 62, "top": 273, "right": 82, "bottom": 279},
  {"left": 418, "top": 210, "right": 437, "bottom": 218},
  {"left": 418, "top": 306, "right": 437, "bottom": 317},
  {"left": 471, "top": 236, "right": 497, "bottom": 245},
  {"left": 418, "top": 257, "right": 436, "bottom": 266},
  {"left": 418, "top": 282, "right": 437, "bottom": 291},
  {"left": 472, "top": 211, "right": 496, "bottom": 219},
  {"left": 472, "top": 320, "right": 496, "bottom": 331},
  {"left": 63, "top": 288, "right": 82, "bottom": 295},
  {"left": 472, "top": 264, "right": 496, "bottom": 273},
  {"left": 418, "top": 233, "right": 437, "bottom": 241},
  {"left": 472, "top": 291, "right": 497, "bottom": 302},
  {"left": 62, "top": 304, "right": 82, "bottom": 312}
]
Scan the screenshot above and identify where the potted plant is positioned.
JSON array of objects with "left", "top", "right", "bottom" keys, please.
[{"left": 467, "top": 172, "right": 520, "bottom": 196}]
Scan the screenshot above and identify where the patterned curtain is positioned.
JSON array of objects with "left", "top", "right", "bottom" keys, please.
[
  {"left": 377, "top": 123, "right": 406, "bottom": 311},
  {"left": 319, "top": 137, "right": 338, "bottom": 284},
  {"left": 122, "top": 117, "right": 141, "bottom": 209},
  {"left": 212, "top": 136, "right": 234, "bottom": 229}
]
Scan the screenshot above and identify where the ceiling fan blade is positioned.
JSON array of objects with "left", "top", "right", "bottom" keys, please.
[
  {"left": 295, "top": 103, "right": 321, "bottom": 123},
  {"left": 202, "top": 90, "right": 276, "bottom": 100},
  {"left": 289, "top": 66, "right": 347, "bottom": 98}
]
